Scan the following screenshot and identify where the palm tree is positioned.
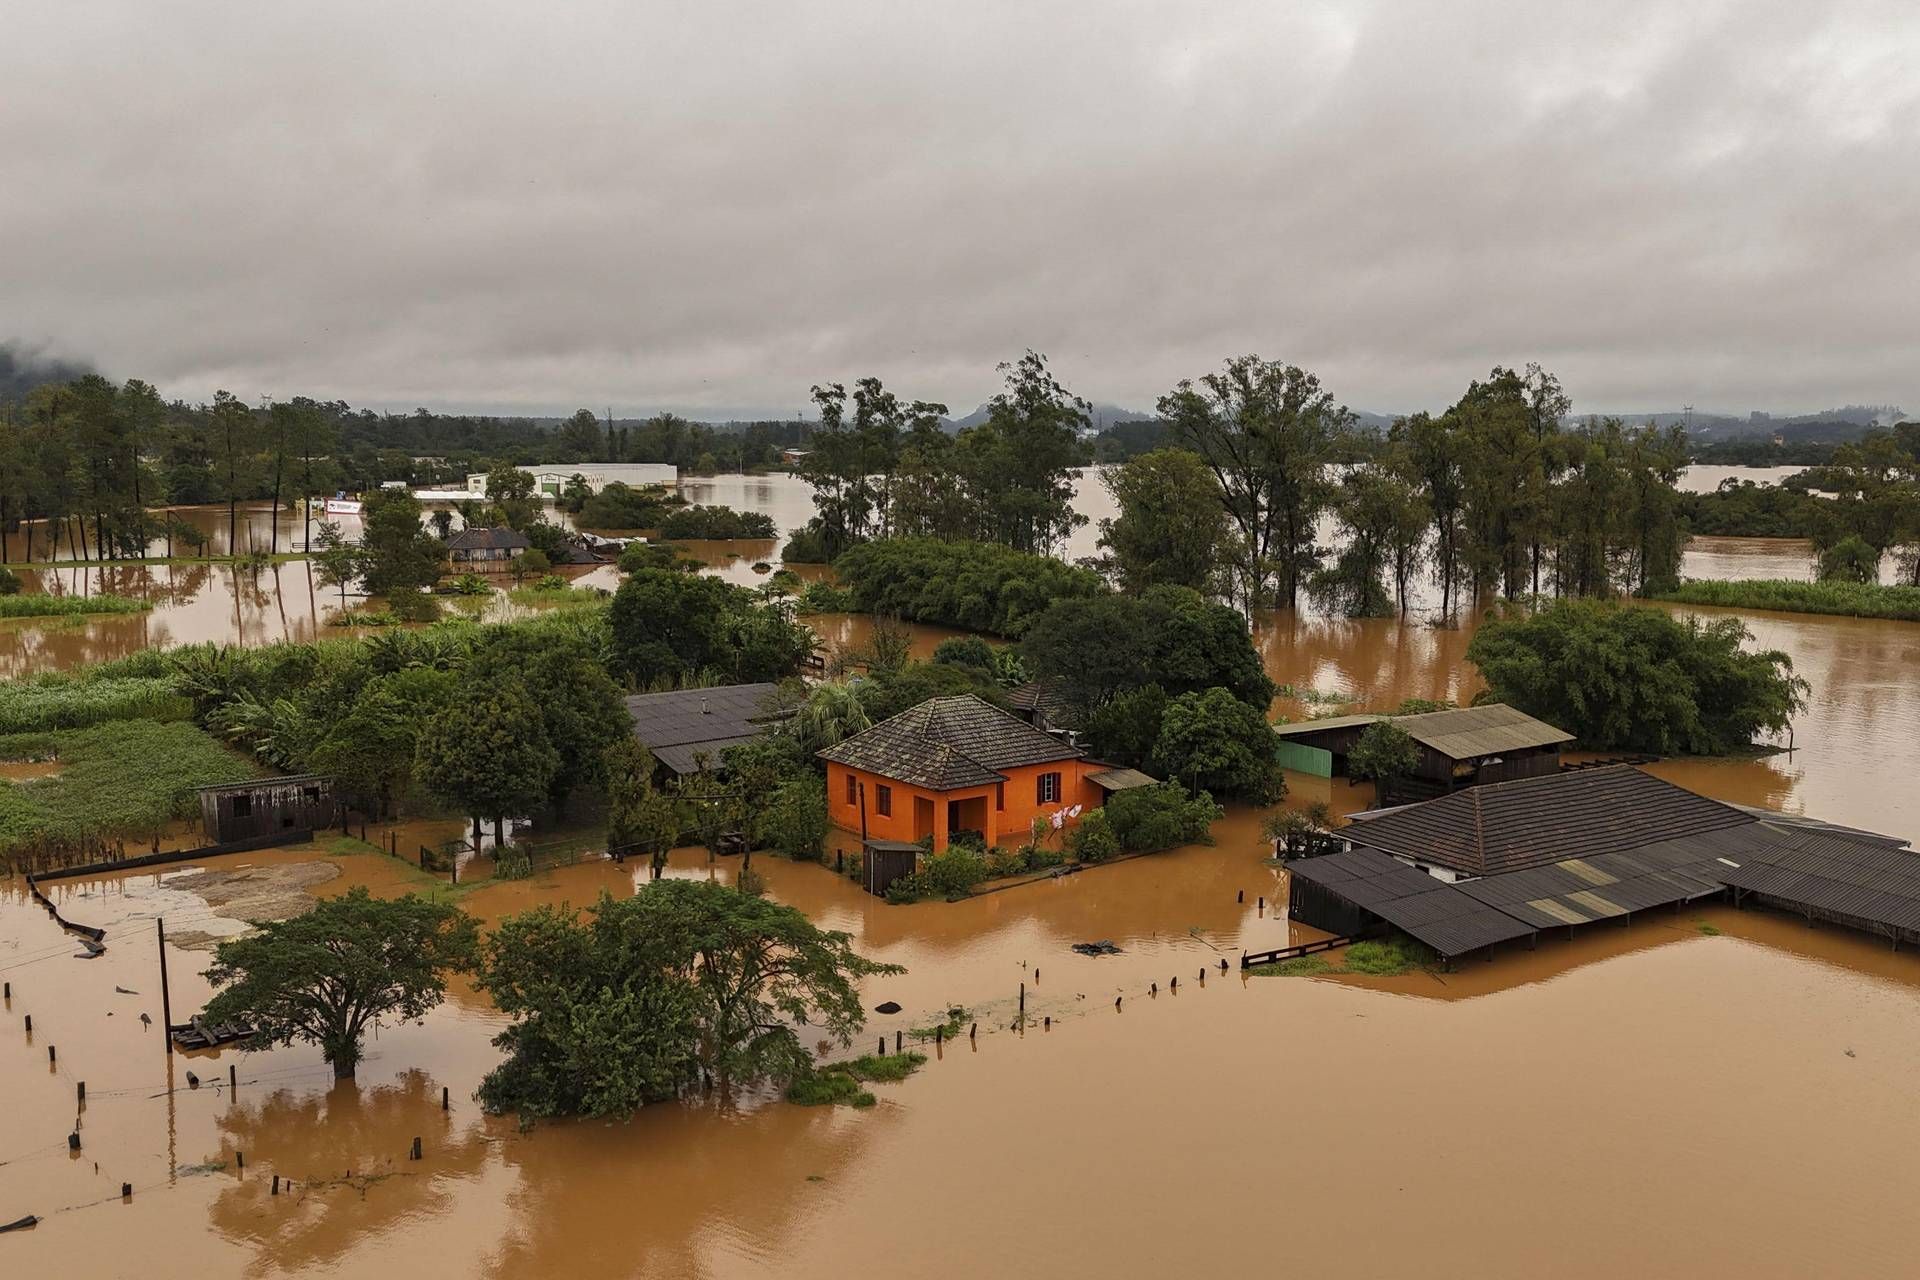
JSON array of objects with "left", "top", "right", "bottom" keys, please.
[{"left": 790, "top": 682, "right": 871, "bottom": 754}]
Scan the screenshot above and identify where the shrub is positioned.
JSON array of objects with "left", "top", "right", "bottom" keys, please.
[
  {"left": 0, "top": 593, "right": 152, "bottom": 618},
  {"left": 0, "top": 566, "right": 19, "bottom": 595},
  {"left": 386, "top": 589, "right": 441, "bottom": 623},
  {"left": 446, "top": 573, "right": 493, "bottom": 596},
  {"left": 1341, "top": 936, "right": 1437, "bottom": 976},
  {"left": 575, "top": 482, "right": 674, "bottom": 529},
  {"left": 833, "top": 537, "right": 1104, "bottom": 636},
  {"left": 795, "top": 581, "right": 855, "bottom": 614},
  {"left": 659, "top": 505, "right": 777, "bottom": 540},
  {"left": 1151, "top": 687, "right": 1284, "bottom": 800},
  {"left": 1067, "top": 809, "right": 1120, "bottom": 862},
  {"left": 763, "top": 780, "right": 829, "bottom": 862},
  {"left": 932, "top": 635, "right": 997, "bottom": 671},
  {"left": 781, "top": 524, "right": 833, "bottom": 564},
  {"left": 1104, "top": 783, "right": 1222, "bottom": 853},
  {"left": 1348, "top": 720, "right": 1420, "bottom": 788}
]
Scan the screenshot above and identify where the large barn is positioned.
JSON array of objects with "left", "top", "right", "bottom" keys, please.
[{"left": 1272, "top": 703, "right": 1574, "bottom": 803}]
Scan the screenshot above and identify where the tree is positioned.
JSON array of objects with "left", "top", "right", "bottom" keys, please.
[
  {"left": 202, "top": 887, "right": 477, "bottom": 1079},
  {"left": 484, "top": 463, "right": 542, "bottom": 531},
  {"left": 476, "top": 882, "right": 899, "bottom": 1117},
  {"left": 510, "top": 547, "right": 552, "bottom": 582},
  {"left": 415, "top": 680, "right": 560, "bottom": 847},
  {"left": 209, "top": 391, "right": 253, "bottom": 556},
  {"left": 1314, "top": 459, "right": 1428, "bottom": 617},
  {"left": 1084, "top": 683, "right": 1169, "bottom": 770},
  {"left": 1397, "top": 410, "right": 1469, "bottom": 615},
  {"left": 1150, "top": 687, "right": 1282, "bottom": 800},
  {"left": 955, "top": 351, "right": 1089, "bottom": 553},
  {"left": 464, "top": 625, "right": 627, "bottom": 810},
  {"left": 762, "top": 779, "right": 829, "bottom": 861},
  {"left": 790, "top": 682, "right": 871, "bottom": 755},
  {"left": 800, "top": 377, "right": 946, "bottom": 556},
  {"left": 311, "top": 520, "right": 364, "bottom": 609},
  {"left": 604, "top": 738, "right": 682, "bottom": 878},
  {"left": 1347, "top": 720, "right": 1420, "bottom": 791},
  {"left": 1020, "top": 586, "right": 1274, "bottom": 720},
  {"left": 609, "top": 568, "right": 811, "bottom": 687},
  {"left": 1104, "top": 782, "right": 1223, "bottom": 852},
  {"left": 1818, "top": 535, "right": 1881, "bottom": 583},
  {"left": 1465, "top": 600, "right": 1809, "bottom": 755},
  {"left": 309, "top": 668, "right": 454, "bottom": 817},
  {"left": 1095, "top": 448, "right": 1231, "bottom": 594},
  {"left": 359, "top": 489, "right": 442, "bottom": 595},
  {"left": 1160, "top": 356, "right": 1351, "bottom": 609}
]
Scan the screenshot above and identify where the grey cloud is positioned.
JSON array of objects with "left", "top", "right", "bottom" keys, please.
[{"left": 3, "top": 0, "right": 1916, "bottom": 418}]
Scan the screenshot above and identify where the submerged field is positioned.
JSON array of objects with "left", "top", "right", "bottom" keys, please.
[{"left": 6, "top": 830, "right": 1920, "bottom": 1278}]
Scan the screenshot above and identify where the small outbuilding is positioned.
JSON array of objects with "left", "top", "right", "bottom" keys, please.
[
  {"left": 198, "top": 775, "right": 338, "bottom": 845},
  {"left": 1272, "top": 703, "right": 1574, "bottom": 803},
  {"left": 446, "top": 526, "right": 532, "bottom": 567}
]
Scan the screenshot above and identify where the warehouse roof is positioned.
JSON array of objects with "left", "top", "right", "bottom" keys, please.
[
  {"left": 1271, "top": 703, "right": 1574, "bottom": 761},
  {"left": 819, "top": 694, "right": 1083, "bottom": 791},
  {"left": 1716, "top": 819, "right": 1920, "bottom": 935},
  {"left": 1343, "top": 765, "right": 1753, "bottom": 876},
  {"left": 1288, "top": 847, "right": 1537, "bottom": 958}
]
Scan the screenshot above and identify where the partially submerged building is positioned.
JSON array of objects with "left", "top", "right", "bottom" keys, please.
[
  {"left": 1288, "top": 765, "right": 1918, "bottom": 964},
  {"left": 198, "top": 775, "right": 339, "bottom": 845},
  {"left": 819, "top": 694, "right": 1147, "bottom": 852},
  {"left": 465, "top": 463, "right": 678, "bottom": 498},
  {"left": 446, "top": 526, "right": 532, "bottom": 567},
  {"left": 624, "top": 683, "right": 790, "bottom": 779},
  {"left": 1272, "top": 703, "right": 1574, "bottom": 804}
]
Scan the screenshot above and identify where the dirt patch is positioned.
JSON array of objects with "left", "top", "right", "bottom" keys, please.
[
  {"left": 0, "top": 759, "right": 63, "bottom": 782},
  {"left": 161, "top": 861, "right": 344, "bottom": 948}
]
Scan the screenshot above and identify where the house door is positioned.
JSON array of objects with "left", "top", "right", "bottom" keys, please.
[{"left": 913, "top": 797, "right": 935, "bottom": 841}]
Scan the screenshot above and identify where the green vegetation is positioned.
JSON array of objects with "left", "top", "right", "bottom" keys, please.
[
  {"left": 573, "top": 481, "right": 673, "bottom": 529},
  {"left": 204, "top": 888, "right": 478, "bottom": 1079},
  {"left": 1341, "top": 936, "right": 1438, "bottom": 975},
  {"left": 1103, "top": 783, "right": 1223, "bottom": 853},
  {"left": 0, "top": 720, "right": 254, "bottom": 869},
  {"left": 1066, "top": 809, "right": 1120, "bottom": 862},
  {"left": 794, "top": 580, "right": 855, "bottom": 613},
  {"left": 834, "top": 536, "right": 1104, "bottom": 636},
  {"left": 1466, "top": 599, "right": 1808, "bottom": 755},
  {"left": 1021, "top": 585, "right": 1275, "bottom": 714},
  {"left": 1149, "top": 687, "right": 1283, "bottom": 801},
  {"left": 785, "top": 1052, "right": 927, "bottom": 1108},
  {"left": 887, "top": 842, "right": 990, "bottom": 902},
  {"left": 910, "top": 1006, "right": 969, "bottom": 1043},
  {"left": 1651, "top": 578, "right": 1920, "bottom": 621},
  {"left": 1094, "top": 448, "right": 1233, "bottom": 594},
  {"left": 1696, "top": 921, "right": 1722, "bottom": 936},
  {"left": 658, "top": 505, "right": 777, "bottom": 539},
  {"left": 477, "top": 882, "right": 901, "bottom": 1118},
  {"left": 1247, "top": 955, "right": 1333, "bottom": 977},
  {"left": 0, "top": 674, "right": 190, "bottom": 734},
  {"left": 0, "top": 593, "right": 152, "bottom": 618},
  {"left": 1681, "top": 480, "right": 1833, "bottom": 538},
  {"left": 609, "top": 567, "right": 813, "bottom": 686},
  {"left": 1347, "top": 720, "right": 1420, "bottom": 791}
]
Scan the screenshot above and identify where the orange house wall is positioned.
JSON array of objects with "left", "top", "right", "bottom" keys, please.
[{"left": 825, "top": 759, "right": 1104, "bottom": 852}]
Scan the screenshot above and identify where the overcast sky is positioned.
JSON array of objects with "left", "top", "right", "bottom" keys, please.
[{"left": 6, "top": 2, "right": 1917, "bottom": 420}]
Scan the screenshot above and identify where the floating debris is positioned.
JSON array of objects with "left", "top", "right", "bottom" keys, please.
[
  {"left": 872, "top": 1001, "right": 902, "bottom": 1015},
  {"left": 1071, "top": 940, "right": 1124, "bottom": 957}
]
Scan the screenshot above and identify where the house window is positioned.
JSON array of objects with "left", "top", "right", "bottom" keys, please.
[
  {"left": 845, "top": 774, "right": 858, "bottom": 805},
  {"left": 876, "top": 785, "right": 892, "bottom": 817},
  {"left": 995, "top": 782, "right": 1004, "bottom": 811},
  {"left": 1036, "top": 772, "right": 1061, "bottom": 804},
  {"left": 231, "top": 794, "right": 253, "bottom": 818}
]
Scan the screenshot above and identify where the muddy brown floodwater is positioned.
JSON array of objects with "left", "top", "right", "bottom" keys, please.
[{"left": 7, "top": 824, "right": 1920, "bottom": 1279}]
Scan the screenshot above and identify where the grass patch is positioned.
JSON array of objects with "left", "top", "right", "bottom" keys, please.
[
  {"left": 0, "top": 674, "right": 191, "bottom": 734},
  {"left": 1342, "top": 937, "right": 1438, "bottom": 975},
  {"left": 506, "top": 583, "right": 603, "bottom": 608},
  {"left": 785, "top": 1051, "right": 927, "bottom": 1107},
  {"left": 909, "top": 1007, "right": 968, "bottom": 1043},
  {"left": 0, "top": 593, "right": 152, "bottom": 618},
  {"left": 1696, "top": 921, "right": 1722, "bottom": 936},
  {"left": 1248, "top": 955, "right": 1334, "bottom": 977},
  {"left": 1651, "top": 578, "right": 1920, "bottom": 622}
]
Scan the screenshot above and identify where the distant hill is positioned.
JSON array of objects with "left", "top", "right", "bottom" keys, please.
[{"left": 942, "top": 400, "right": 1156, "bottom": 434}]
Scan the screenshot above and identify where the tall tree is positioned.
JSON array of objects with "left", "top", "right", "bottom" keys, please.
[
  {"left": 1159, "top": 355, "right": 1350, "bottom": 609},
  {"left": 416, "top": 680, "right": 560, "bottom": 848},
  {"left": 956, "top": 351, "right": 1089, "bottom": 553},
  {"left": 1096, "top": 447, "right": 1232, "bottom": 594},
  {"left": 209, "top": 390, "right": 253, "bottom": 556}
]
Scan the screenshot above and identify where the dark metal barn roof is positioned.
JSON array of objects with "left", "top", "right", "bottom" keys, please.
[
  {"left": 1287, "top": 847, "right": 1536, "bottom": 958},
  {"left": 624, "top": 683, "right": 787, "bottom": 777}
]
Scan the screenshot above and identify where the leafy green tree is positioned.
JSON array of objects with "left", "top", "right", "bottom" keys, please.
[
  {"left": 800, "top": 377, "right": 946, "bottom": 555},
  {"left": 1020, "top": 586, "right": 1274, "bottom": 720},
  {"left": 359, "top": 489, "right": 442, "bottom": 594},
  {"left": 1465, "top": 600, "right": 1809, "bottom": 754},
  {"left": 510, "top": 547, "right": 552, "bottom": 582},
  {"left": 954, "top": 351, "right": 1089, "bottom": 553},
  {"left": 464, "top": 626, "right": 626, "bottom": 809},
  {"left": 203, "top": 887, "right": 477, "bottom": 1079},
  {"left": 1150, "top": 686, "right": 1282, "bottom": 800},
  {"left": 1818, "top": 535, "right": 1881, "bottom": 583},
  {"left": 310, "top": 669, "right": 454, "bottom": 817},
  {"left": 1095, "top": 447, "right": 1232, "bottom": 594},
  {"left": 1160, "top": 356, "right": 1351, "bottom": 608},
  {"left": 1067, "top": 808, "right": 1120, "bottom": 862},
  {"left": 762, "top": 779, "right": 829, "bottom": 861},
  {"left": 609, "top": 568, "right": 811, "bottom": 687},
  {"left": 931, "top": 634, "right": 997, "bottom": 673},
  {"left": 604, "top": 738, "right": 682, "bottom": 877},
  {"left": 1104, "top": 783, "right": 1223, "bottom": 852},
  {"left": 415, "top": 680, "right": 560, "bottom": 847},
  {"left": 1315, "top": 458, "right": 1429, "bottom": 617},
  {"left": 833, "top": 537, "right": 1104, "bottom": 636},
  {"left": 310, "top": 520, "right": 364, "bottom": 609},
  {"left": 1396, "top": 410, "right": 1469, "bottom": 614},
  {"left": 484, "top": 463, "right": 542, "bottom": 531},
  {"left": 1084, "top": 683, "right": 1170, "bottom": 770},
  {"left": 1347, "top": 720, "right": 1421, "bottom": 790},
  {"left": 476, "top": 895, "right": 703, "bottom": 1119}
]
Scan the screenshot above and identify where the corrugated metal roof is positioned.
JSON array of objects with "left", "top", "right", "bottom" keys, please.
[
  {"left": 1344, "top": 766, "right": 1754, "bottom": 875},
  {"left": 1719, "top": 824, "right": 1920, "bottom": 932},
  {"left": 1289, "top": 848, "right": 1536, "bottom": 958},
  {"left": 1087, "top": 767, "right": 1158, "bottom": 791},
  {"left": 1271, "top": 704, "right": 1573, "bottom": 761},
  {"left": 624, "top": 683, "right": 787, "bottom": 776}
]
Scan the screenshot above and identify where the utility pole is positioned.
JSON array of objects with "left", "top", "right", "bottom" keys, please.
[{"left": 156, "top": 917, "right": 174, "bottom": 1057}]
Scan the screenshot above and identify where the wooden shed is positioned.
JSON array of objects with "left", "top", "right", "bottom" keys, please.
[
  {"left": 1272, "top": 704, "right": 1573, "bottom": 804},
  {"left": 197, "top": 775, "right": 339, "bottom": 845},
  {"left": 861, "top": 839, "right": 922, "bottom": 897}
]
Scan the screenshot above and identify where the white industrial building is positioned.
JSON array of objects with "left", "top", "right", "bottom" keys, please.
[{"left": 464, "top": 462, "right": 679, "bottom": 498}]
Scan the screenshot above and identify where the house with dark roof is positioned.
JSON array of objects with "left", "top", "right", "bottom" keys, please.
[
  {"left": 446, "top": 526, "right": 532, "bottom": 567},
  {"left": 624, "top": 683, "right": 789, "bottom": 779},
  {"left": 1287, "top": 765, "right": 1918, "bottom": 964},
  {"left": 1271, "top": 703, "right": 1574, "bottom": 802},
  {"left": 819, "top": 694, "right": 1137, "bottom": 851}
]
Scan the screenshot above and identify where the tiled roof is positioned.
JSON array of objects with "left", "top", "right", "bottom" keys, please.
[
  {"left": 819, "top": 694, "right": 1083, "bottom": 791},
  {"left": 1342, "top": 765, "right": 1753, "bottom": 876}
]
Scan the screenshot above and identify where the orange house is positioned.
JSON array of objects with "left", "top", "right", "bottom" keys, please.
[{"left": 820, "top": 694, "right": 1122, "bottom": 851}]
